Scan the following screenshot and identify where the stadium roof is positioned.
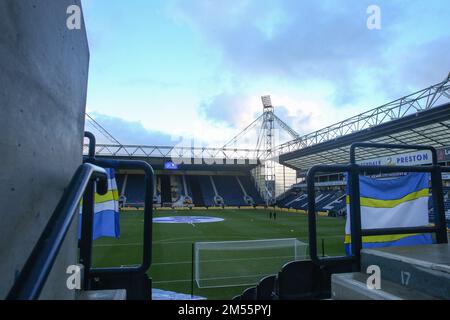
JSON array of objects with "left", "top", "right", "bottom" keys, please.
[
  {"left": 278, "top": 77, "right": 450, "bottom": 172},
  {"left": 83, "top": 143, "right": 261, "bottom": 163}
]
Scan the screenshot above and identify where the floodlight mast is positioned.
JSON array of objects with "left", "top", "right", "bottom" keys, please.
[
  {"left": 222, "top": 95, "right": 300, "bottom": 203},
  {"left": 260, "top": 96, "right": 276, "bottom": 204},
  {"left": 86, "top": 95, "right": 301, "bottom": 204}
]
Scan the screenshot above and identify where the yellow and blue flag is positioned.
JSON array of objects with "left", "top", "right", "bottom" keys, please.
[
  {"left": 78, "top": 168, "right": 120, "bottom": 240},
  {"left": 345, "top": 172, "right": 432, "bottom": 255}
]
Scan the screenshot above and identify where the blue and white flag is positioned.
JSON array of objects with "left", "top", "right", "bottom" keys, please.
[
  {"left": 345, "top": 172, "right": 433, "bottom": 255},
  {"left": 78, "top": 168, "right": 120, "bottom": 240}
]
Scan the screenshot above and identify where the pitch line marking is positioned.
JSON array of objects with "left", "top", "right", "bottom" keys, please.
[
  {"left": 152, "top": 255, "right": 303, "bottom": 266},
  {"left": 153, "top": 273, "right": 277, "bottom": 284},
  {"left": 93, "top": 234, "right": 342, "bottom": 247}
]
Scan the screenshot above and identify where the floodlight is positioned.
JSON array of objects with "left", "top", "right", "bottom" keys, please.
[{"left": 261, "top": 95, "right": 272, "bottom": 108}]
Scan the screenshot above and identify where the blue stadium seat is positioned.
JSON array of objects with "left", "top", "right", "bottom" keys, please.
[
  {"left": 277, "top": 188, "right": 347, "bottom": 217},
  {"left": 186, "top": 175, "right": 205, "bottom": 207},
  {"left": 276, "top": 260, "right": 320, "bottom": 300},
  {"left": 198, "top": 175, "right": 216, "bottom": 206},
  {"left": 124, "top": 174, "right": 145, "bottom": 207},
  {"left": 241, "top": 286, "right": 257, "bottom": 300},
  {"left": 256, "top": 275, "right": 276, "bottom": 300},
  {"left": 239, "top": 176, "right": 265, "bottom": 204},
  {"left": 214, "top": 176, "right": 245, "bottom": 206}
]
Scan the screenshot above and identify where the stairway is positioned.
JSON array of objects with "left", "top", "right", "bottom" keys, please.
[{"left": 331, "top": 243, "right": 450, "bottom": 300}]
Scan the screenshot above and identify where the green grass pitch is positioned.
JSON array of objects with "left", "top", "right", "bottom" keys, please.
[{"left": 91, "top": 208, "right": 346, "bottom": 300}]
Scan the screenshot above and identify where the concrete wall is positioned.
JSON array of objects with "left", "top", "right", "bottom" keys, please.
[{"left": 0, "top": 0, "right": 89, "bottom": 299}]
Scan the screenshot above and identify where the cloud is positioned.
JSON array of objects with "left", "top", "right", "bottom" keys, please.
[
  {"left": 274, "top": 105, "right": 311, "bottom": 136},
  {"left": 198, "top": 90, "right": 315, "bottom": 148},
  {"left": 387, "top": 36, "right": 450, "bottom": 91},
  {"left": 83, "top": 1, "right": 450, "bottom": 148},
  {"left": 168, "top": 0, "right": 449, "bottom": 107},
  {"left": 199, "top": 91, "right": 256, "bottom": 126},
  {"left": 85, "top": 112, "right": 179, "bottom": 146},
  {"left": 168, "top": 1, "right": 394, "bottom": 96}
]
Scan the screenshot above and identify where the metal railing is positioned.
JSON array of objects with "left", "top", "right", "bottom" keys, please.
[
  {"left": 7, "top": 131, "right": 155, "bottom": 300},
  {"left": 307, "top": 142, "right": 449, "bottom": 267},
  {"left": 6, "top": 163, "right": 108, "bottom": 299},
  {"left": 80, "top": 158, "right": 154, "bottom": 278},
  {"left": 79, "top": 132, "right": 155, "bottom": 299}
]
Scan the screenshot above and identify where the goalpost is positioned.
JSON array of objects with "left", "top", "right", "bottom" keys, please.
[{"left": 193, "top": 238, "right": 308, "bottom": 289}]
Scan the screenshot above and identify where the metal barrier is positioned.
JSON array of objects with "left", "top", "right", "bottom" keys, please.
[
  {"left": 80, "top": 132, "right": 155, "bottom": 299},
  {"left": 6, "top": 163, "right": 108, "bottom": 299},
  {"left": 307, "top": 142, "right": 449, "bottom": 268}
]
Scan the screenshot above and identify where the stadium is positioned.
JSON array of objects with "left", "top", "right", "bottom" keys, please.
[
  {"left": 1, "top": 1, "right": 450, "bottom": 303},
  {"left": 82, "top": 77, "right": 450, "bottom": 300}
]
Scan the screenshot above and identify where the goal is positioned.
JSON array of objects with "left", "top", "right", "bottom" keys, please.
[{"left": 193, "top": 238, "right": 308, "bottom": 288}]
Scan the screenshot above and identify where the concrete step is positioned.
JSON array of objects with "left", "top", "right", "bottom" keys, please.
[
  {"left": 360, "top": 243, "right": 450, "bottom": 299},
  {"left": 77, "top": 289, "right": 127, "bottom": 300},
  {"left": 331, "top": 272, "right": 436, "bottom": 300}
]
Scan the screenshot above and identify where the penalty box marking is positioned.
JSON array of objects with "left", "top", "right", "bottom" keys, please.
[{"left": 93, "top": 234, "right": 342, "bottom": 248}]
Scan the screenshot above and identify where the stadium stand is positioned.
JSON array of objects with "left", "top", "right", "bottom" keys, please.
[
  {"left": 198, "top": 176, "right": 216, "bottom": 206},
  {"left": 116, "top": 174, "right": 125, "bottom": 197},
  {"left": 160, "top": 175, "right": 172, "bottom": 205},
  {"left": 183, "top": 175, "right": 191, "bottom": 195},
  {"left": 239, "top": 175, "right": 265, "bottom": 204},
  {"left": 214, "top": 176, "right": 246, "bottom": 206},
  {"left": 6, "top": 3, "right": 450, "bottom": 302},
  {"left": 278, "top": 184, "right": 450, "bottom": 227},
  {"left": 123, "top": 174, "right": 145, "bottom": 207},
  {"left": 118, "top": 173, "right": 266, "bottom": 208},
  {"left": 187, "top": 175, "right": 205, "bottom": 207}
]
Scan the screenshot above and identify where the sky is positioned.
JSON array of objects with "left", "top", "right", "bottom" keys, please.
[{"left": 81, "top": 0, "right": 450, "bottom": 148}]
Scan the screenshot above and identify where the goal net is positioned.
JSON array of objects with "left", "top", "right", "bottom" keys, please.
[{"left": 194, "top": 238, "right": 308, "bottom": 288}]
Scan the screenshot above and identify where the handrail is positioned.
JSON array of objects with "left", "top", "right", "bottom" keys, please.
[
  {"left": 81, "top": 158, "right": 154, "bottom": 276},
  {"left": 350, "top": 142, "right": 447, "bottom": 245},
  {"left": 307, "top": 164, "right": 355, "bottom": 266},
  {"left": 84, "top": 131, "right": 96, "bottom": 160},
  {"left": 6, "top": 163, "right": 108, "bottom": 300},
  {"left": 306, "top": 142, "right": 448, "bottom": 267}
]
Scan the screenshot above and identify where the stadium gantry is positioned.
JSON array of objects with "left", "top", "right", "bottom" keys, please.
[
  {"left": 84, "top": 74, "right": 450, "bottom": 205},
  {"left": 278, "top": 74, "right": 450, "bottom": 172}
]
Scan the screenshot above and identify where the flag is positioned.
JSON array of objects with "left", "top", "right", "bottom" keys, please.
[
  {"left": 345, "top": 172, "right": 433, "bottom": 255},
  {"left": 78, "top": 168, "right": 120, "bottom": 240}
]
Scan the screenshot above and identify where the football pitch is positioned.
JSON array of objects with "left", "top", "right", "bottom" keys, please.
[{"left": 91, "top": 208, "right": 346, "bottom": 300}]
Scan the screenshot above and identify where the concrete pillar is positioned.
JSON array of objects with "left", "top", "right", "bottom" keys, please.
[{"left": 0, "top": 0, "right": 89, "bottom": 299}]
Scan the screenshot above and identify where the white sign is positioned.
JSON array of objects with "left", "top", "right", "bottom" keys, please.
[{"left": 358, "top": 150, "right": 433, "bottom": 167}]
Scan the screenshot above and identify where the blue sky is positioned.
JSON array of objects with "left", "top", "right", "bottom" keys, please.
[{"left": 81, "top": 0, "right": 450, "bottom": 147}]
